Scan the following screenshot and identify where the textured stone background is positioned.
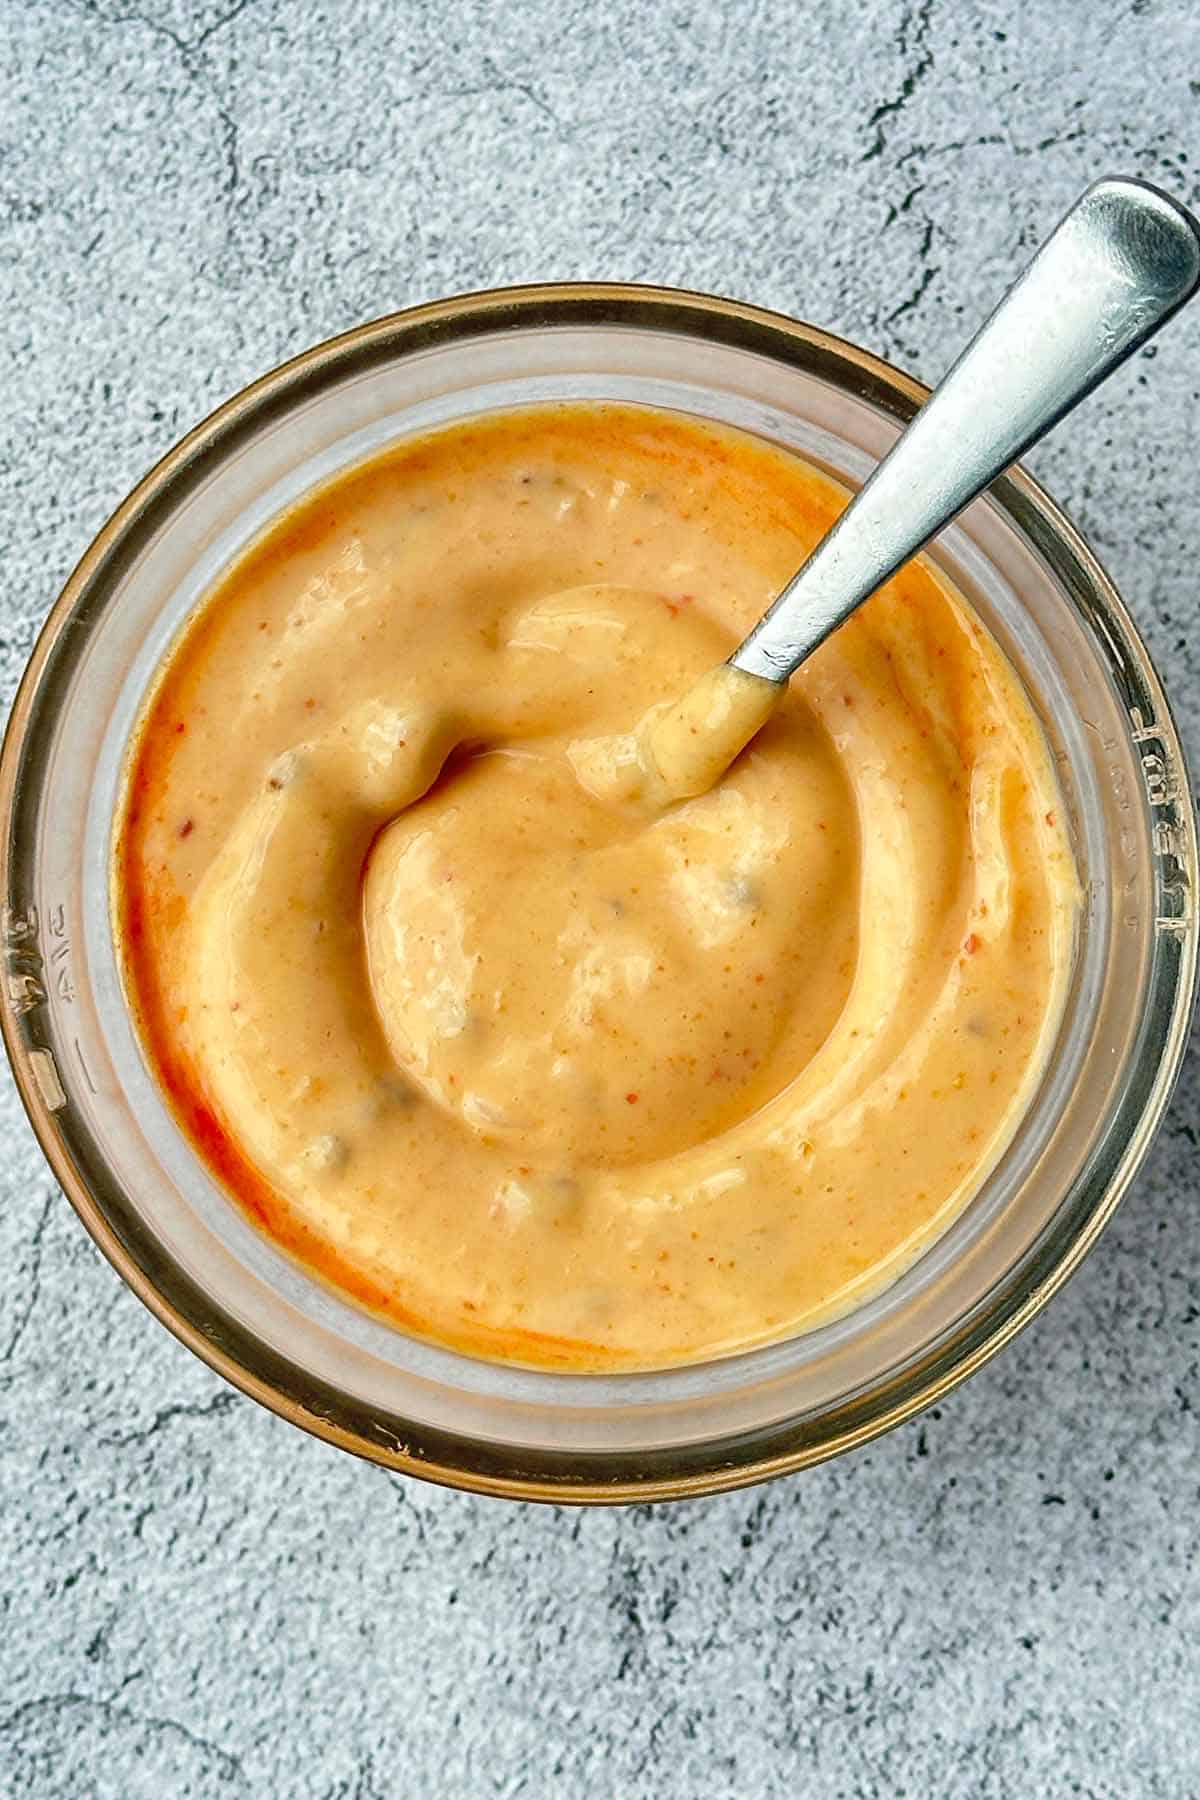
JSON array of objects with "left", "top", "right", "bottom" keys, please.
[{"left": 3, "top": 1, "right": 1200, "bottom": 1794}]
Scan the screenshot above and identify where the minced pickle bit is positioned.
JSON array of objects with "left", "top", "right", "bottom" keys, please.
[{"left": 116, "top": 403, "right": 1078, "bottom": 1370}]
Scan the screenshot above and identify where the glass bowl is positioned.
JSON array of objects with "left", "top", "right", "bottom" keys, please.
[{"left": 1, "top": 285, "right": 1195, "bottom": 1503}]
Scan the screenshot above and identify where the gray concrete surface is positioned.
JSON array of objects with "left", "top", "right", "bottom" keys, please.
[{"left": 3, "top": 1, "right": 1200, "bottom": 1794}]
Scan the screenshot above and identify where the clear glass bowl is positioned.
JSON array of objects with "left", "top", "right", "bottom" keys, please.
[{"left": 1, "top": 285, "right": 1195, "bottom": 1502}]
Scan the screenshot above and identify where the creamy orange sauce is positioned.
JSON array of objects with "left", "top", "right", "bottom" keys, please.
[
  {"left": 117, "top": 403, "right": 1078, "bottom": 1370},
  {"left": 571, "top": 661, "right": 782, "bottom": 807}
]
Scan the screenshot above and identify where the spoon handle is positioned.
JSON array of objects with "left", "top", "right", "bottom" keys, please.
[{"left": 730, "top": 176, "right": 1200, "bottom": 683}]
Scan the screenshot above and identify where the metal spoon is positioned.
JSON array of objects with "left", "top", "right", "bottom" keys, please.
[{"left": 730, "top": 175, "right": 1200, "bottom": 686}]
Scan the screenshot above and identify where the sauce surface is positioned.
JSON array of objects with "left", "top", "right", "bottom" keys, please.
[{"left": 117, "top": 404, "right": 1078, "bottom": 1369}]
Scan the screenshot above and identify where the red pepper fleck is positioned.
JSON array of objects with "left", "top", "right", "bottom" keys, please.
[
  {"left": 178, "top": 818, "right": 194, "bottom": 838},
  {"left": 174, "top": 721, "right": 186, "bottom": 734},
  {"left": 626, "top": 1091, "right": 639, "bottom": 1104},
  {"left": 963, "top": 932, "right": 981, "bottom": 955}
]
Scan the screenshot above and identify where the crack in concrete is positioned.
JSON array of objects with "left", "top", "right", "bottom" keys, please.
[
  {"left": 861, "top": 0, "right": 936, "bottom": 163},
  {"left": 0, "top": 1690, "right": 248, "bottom": 1786},
  {"left": 1, "top": 1189, "right": 55, "bottom": 1368},
  {"left": 882, "top": 179, "right": 927, "bottom": 229},
  {"left": 479, "top": 53, "right": 574, "bottom": 137},
  {"left": 73, "top": 0, "right": 265, "bottom": 60},
  {"left": 72, "top": 0, "right": 260, "bottom": 211},
  {"left": 98, "top": 1386, "right": 238, "bottom": 1448},
  {"left": 871, "top": 103, "right": 1092, "bottom": 348},
  {"left": 193, "top": 0, "right": 261, "bottom": 50},
  {"left": 893, "top": 111, "right": 1087, "bottom": 172}
]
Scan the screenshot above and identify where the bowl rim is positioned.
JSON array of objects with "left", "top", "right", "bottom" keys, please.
[{"left": 2, "top": 279, "right": 1196, "bottom": 1503}]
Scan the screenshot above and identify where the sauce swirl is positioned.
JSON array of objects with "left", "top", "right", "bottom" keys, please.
[{"left": 117, "top": 404, "right": 1077, "bottom": 1369}]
